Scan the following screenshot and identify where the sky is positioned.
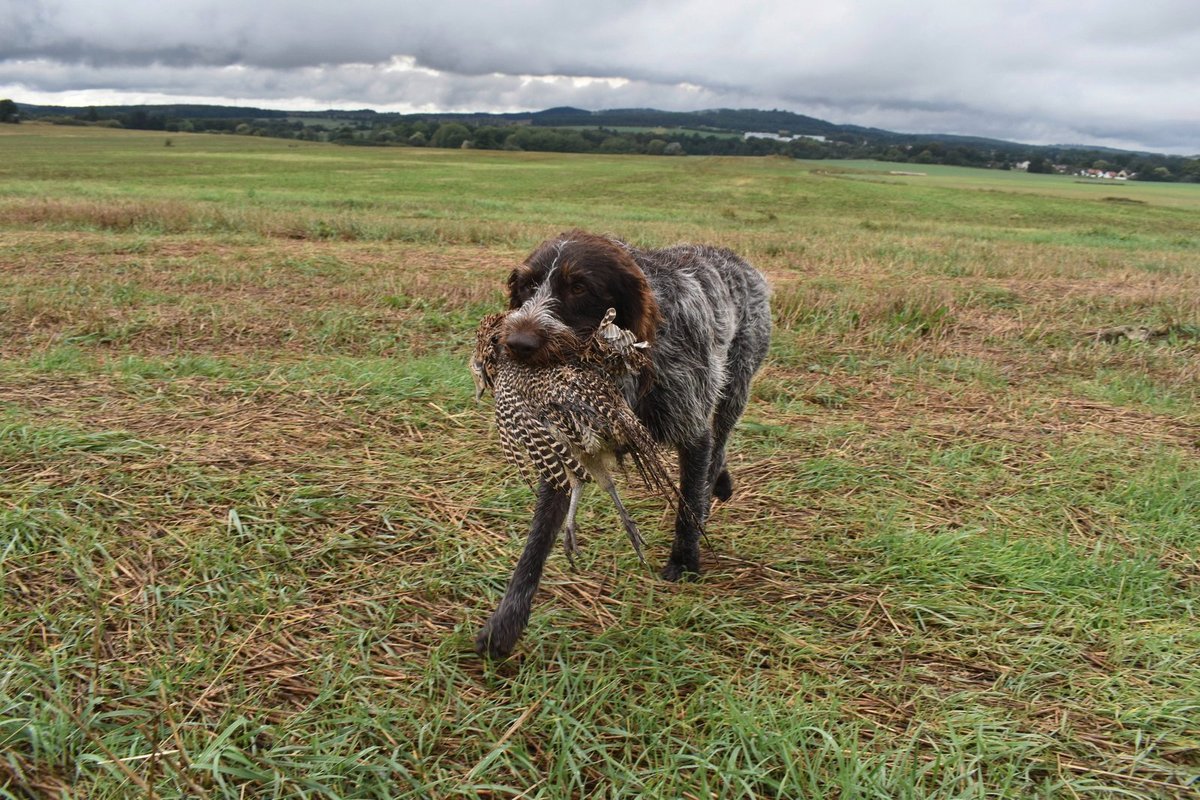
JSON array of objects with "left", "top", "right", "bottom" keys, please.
[{"left": 2, "top": 1, "right": 1198, "bottom": 155}]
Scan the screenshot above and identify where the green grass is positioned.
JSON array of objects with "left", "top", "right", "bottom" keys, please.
[{"left": 2, "top": 123, "right": 1199, "bottom": 798}]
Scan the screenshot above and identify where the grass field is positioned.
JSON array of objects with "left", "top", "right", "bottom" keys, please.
[{"left": 2, "top": 123, "right": 1199, "bottom": 798}]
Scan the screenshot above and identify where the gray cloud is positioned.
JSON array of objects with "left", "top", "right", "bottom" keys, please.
[{"left": 1, "top": 0, "right": 1197, "bottom": 153}]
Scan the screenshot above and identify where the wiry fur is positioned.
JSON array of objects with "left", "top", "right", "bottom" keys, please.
[{"left": 477, "top": 230, "right": 771, "bottom": 659}]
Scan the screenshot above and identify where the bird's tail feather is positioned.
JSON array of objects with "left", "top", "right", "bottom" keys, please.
[{"left": 616, "top": 413, "right": 707, "bottom": 540}]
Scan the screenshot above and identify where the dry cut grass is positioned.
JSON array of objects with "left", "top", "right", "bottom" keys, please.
[{"left": 2, "top": 129, "right": 1199, "bottom": 798}]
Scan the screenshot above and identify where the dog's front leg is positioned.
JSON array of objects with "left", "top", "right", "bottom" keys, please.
[
  {"left": 475, "top": 481, "right": 570, "bottom": 659},
  {"left": 661, "top": 432, "right": 712, "bottom": 581}
]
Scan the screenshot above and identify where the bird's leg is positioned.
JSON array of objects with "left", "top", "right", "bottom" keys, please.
[
  {"left": 562, "top": 483, "right": 583, "bottom": 568},
  {"left": 596, "top": 473, "right": 647, "bottom": 566}
]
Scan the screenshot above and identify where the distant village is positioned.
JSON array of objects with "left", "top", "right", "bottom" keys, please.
[
  {"left": 743, "top": 131, "right": 828, "bottom": 143},
  {"left": 1013, "top": 161, "right": 1137, "bottom": 180}
]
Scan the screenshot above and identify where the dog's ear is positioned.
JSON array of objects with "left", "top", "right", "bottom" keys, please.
[
  {"left": 610, "top": 253, "right": 661, "bottom": 346},
  {"left": 610, "top": 261, "right": 660, "bottom": 397},
  {"left": 505, "top": 266, "right": 529, "bottom": 309}
]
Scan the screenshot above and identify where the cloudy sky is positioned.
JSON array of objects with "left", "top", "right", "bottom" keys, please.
[{"left": 2, "top": 1, "right": 1197, "bottom": 154}]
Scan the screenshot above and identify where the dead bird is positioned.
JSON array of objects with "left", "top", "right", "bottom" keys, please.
[{"left": 472, "top": 308, "right": 676, "bottom": 566}]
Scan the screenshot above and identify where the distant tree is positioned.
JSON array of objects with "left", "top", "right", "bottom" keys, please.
[
  {"left": 663, "top": 142, "right": 685, "bottom": 156},
  {"left": 1026, "top": 156, "right": 1051, "bottom": 174},
  {"left": 123, "top": 110, "right": 169, "bottom": 130},
  {"left": 505, "top": 126, "right": 590, "bottom": 152},
  {"left": 330, "top": 125, "right": 357, "bottom": 143},
  {"left": 430, "top": 123, "right": 470, "bottom": 149},
  {"left": 408, "top": 131, "right": 427, "bottom": 146},
  {"left": 0, "top": 99, "right": 20, "bottom": 123},
  {"left": 470, "top": 126, "right": 508, "bottom": 149},
  {"left": 598, "top": 135, "right": 635, "bottom": 153},
  {"left": 948, "top": 146, "right": 978, "bottom": 166},
  {"left": 645, "top": 138, "right": 667, "bottom": 155}
]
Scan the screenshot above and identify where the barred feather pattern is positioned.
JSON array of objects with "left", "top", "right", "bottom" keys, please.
[
  {"left": 473, "top": 309, "right": 674, "bottom": 501},
  {"left": 579, "top": 307, "right": 652, "bottom": 378},
  {"left": 495, "top": 360, "right": 673, "bottom": 497}
]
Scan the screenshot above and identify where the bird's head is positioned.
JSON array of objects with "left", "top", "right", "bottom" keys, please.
[{"left": 470, "top": 312, "right": 508, "bottom": 400}]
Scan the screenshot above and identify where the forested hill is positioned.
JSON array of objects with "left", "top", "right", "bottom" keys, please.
[
  {"left": 528, "top": 106, "right": 843, "bottom": 135},
  {"left": 12, "top": 102, "right": 858, "bottom": 134},
  {"left": 10, "top": 100, "right": 1199, "bottom": 181}
]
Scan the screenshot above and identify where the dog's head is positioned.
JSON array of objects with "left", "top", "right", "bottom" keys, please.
[{"left": 503, "top": 230, "right": 660, "bottom": 367}]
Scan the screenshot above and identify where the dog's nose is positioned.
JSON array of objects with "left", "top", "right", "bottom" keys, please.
[{"left": 505, "top": 331, "right": 541, "bottom": 360}]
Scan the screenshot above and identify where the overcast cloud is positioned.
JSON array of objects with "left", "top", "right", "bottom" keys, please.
[{"left": 2, "top": 1, "right": 1197, "bottom": 153}]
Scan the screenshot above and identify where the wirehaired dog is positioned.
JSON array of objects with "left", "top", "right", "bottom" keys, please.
[{"left": 476, "top": 230, "right": 771, "bottom": 658}]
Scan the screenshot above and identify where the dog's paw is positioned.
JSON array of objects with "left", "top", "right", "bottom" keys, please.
[
  {"left": 713, "top": 469, "right": 733, "bottom": 502},
  {"left": 474, "top": 622, "right": 519, "bottom": 660},
  {"left": 660, "top": 559, "right": 701, "bottom": 582}
]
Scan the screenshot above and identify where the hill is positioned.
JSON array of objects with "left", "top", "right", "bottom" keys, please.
[{"left": 10, "top": 100, "right": 1199, "bottom": 181}]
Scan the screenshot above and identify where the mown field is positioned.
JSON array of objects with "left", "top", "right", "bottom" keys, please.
[{"left": 2, "top": 123, "right": 1199, "bottom": 798}]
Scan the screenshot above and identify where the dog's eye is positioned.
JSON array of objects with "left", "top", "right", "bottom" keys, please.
[{"left": 569, "top": 282, "right": 587, "bottom": 296}]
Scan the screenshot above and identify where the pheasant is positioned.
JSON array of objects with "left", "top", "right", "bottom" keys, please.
[{"left": 472, "top": 308, "right": 676, "bottom": 566}]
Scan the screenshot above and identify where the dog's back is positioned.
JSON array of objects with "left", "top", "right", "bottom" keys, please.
[{"left": 622, "top": 242, "right": 771, "bottom": 448}]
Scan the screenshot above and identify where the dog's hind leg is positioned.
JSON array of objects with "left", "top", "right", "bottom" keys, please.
[
  {"left": 707, "top": 389, "right": 747, "bottom": 502},
  {"left": 707, "top": 322, "right": 769, "bottom": 502},
  {"left": 661, "top": 432, "right": 711, "bottom": 581}
]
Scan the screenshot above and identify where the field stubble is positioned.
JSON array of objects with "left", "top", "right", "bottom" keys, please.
[{"left": 2, "top": 126, "right": 1199, "bottom": 798}]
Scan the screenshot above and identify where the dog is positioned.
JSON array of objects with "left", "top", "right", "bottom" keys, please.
[{"left": 476, "top": 230, "right": 771, "bottom": 658}]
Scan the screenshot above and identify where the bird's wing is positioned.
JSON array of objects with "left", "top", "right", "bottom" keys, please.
[
  {"left": 494, "top": 372, "right": 586, "bottom": 491},
  {"left": 495, "top": 403, "right": 539, "bottom": 488},
  {"left": 538, "top": 369, "right": 626, "bottom": 456},
  {"left": 540, "top": 399, "right": 609, "bottom": 457}
]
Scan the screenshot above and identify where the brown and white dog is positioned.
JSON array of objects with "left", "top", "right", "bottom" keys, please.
[{"left": 476, "top": 230, "right": 771, "bottom": 658}]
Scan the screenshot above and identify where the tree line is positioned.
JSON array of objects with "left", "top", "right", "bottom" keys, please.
[{"left": 11, "top": 100, "right": 1200, "bottom": 183}]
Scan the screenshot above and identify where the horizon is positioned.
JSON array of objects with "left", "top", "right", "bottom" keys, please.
[{"left": 8, "top": 95, "right": 1194, "bottom": 159}]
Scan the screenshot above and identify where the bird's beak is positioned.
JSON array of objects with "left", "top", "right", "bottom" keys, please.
[{"left": 470, "top": 360, "right": 487, "bottom": 401}]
